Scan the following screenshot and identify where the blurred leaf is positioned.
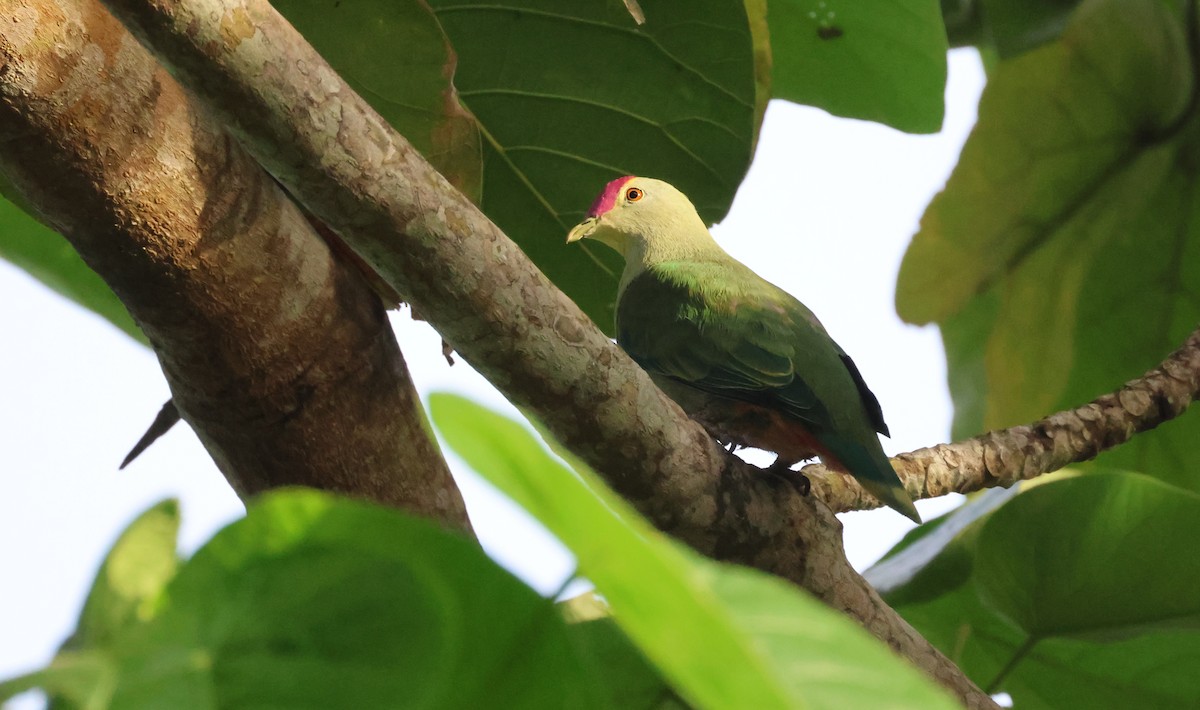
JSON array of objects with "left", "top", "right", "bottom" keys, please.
[
  {"left": 896, "top": 0, "right": 1200, "bottom": 488},
  {"left": 7, "top": 491, "right": 602, "bottom": 709},
  {"left": 427, "top": 0, "right": 759, "bottom": 333},
  {"left": 981, "top": 0, "right": 1081, "bottom": 57},
  {"left": 0, "top": 652, "right": 117, "bottom": 710},
  {"left": 560, "top": 591, "right": 609, "bottom": 623},
  {"left": 941, "top": 0, "right": 986, "bottom": 47},
  {"left": 997, "top": 631, "right": 1200, "bottom": 709},
  {"left": 891, "top": 576, "right": 1024, "bottom": 689},
  {"left": 888, "top": 472, "right": 1200, "bottom": 705},
  {"left": 567, "top": 617, "right": 681, "bottom": 709},
  {"left": 939, "top": 289, "right": 996, "bottom": 440},
  {"left": 273, "top": 0, "right": 482, "bottom": 201},
  {"left": 976, "top": 472, "right": 1200, "bottom": 641},
  {"left": 65, "top": 501, "right": 180, "bottom": 651},
  {"left": 898, "top": 0, "right": 1190, "bottom": 325},
  {"left": 768, "top": 0, "right": 948, "bottom": 133},
  {"left": 430, "top": 393, "right": 959, "bottom": 710},
  {"left": 872, "top": 489, "right": 1023, "bottom": 689},
  {"left": 744, "top": 0, "right": 773, "bottom": 146},
  {"left": 0, "top": 194, "right": 143, "bottom": 344},
  {"left": 866, "top": 487, "right": 1012, "bottom": 605}
]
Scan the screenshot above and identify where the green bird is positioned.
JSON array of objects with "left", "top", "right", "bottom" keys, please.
[{"left": 567, "top": 176, "right": 920, "bottom": 523}]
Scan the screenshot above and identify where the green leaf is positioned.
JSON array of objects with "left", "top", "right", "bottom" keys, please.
[
  {"left": 273, "top": 0, "right": 482, "bottom": 202},
  {"left": 996, "top": 631, "right": 1200, "bottom": 709},
  {"left": 560, "top": 593, "right": 681, "bottom": 707},
  {"left": 768, "top": 0, "right": 948, "bottom": 133},
  {"left": 898, "top": 0, "right": 1191, "bottom": 325},
  {"left": 867, "top": 487, "right": 1013, "bottom": 606},
  {"left": 427, "top": 0, "right": 759, "bottom": 333},
  {"left": 0, "top": 652, "right": 118, "bottom": 710},
  {"left": 941, "top": 0, "right": 986, "bottom": 48},
  {"left": 891, "top": 471, "right": 1200, "bottom": 704},
  {"left": 882, "top": 472, "right": 1200, "bottom": 706},
  {"left": 939, "top": 289, "right": 997, "bottom": 441},
  {"left": 980, "top": 0, "right": 1081, "bottom": 58},
  {"left": 8, "top": 492, "right": 601, "bottom": 709},
  {"left": 872, "top": 489, "right": 1026, "bottom": 690},
  {"left": 976, "top": 472, "right": 1200, "bottom": 641},
  {"left": 430, "top": 393, "right": 959, "bottom": 710},
  {"left": 896, "top": 0, "right": 1200, "bottom": 487},
  {"left": 566, "top": 617, "right": 681, "bottom": 709},
  {"left": 0, "top": 194, "right": 144, "bottom": 344},
  {"left": 890, "top": 576, "right": 1024, "bottom": 690},
  {"left": 744, "top": 0, "right": 774, "bottom": 146},
  {"left": 5, "top": 502, "right": 178, "bottom": 708},
  {"left": 66, "top": 500, "right": 181, "bottom": 651}
]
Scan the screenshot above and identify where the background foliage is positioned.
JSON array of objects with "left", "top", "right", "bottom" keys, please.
[{"left": 4, "top": 0, "right": 1200, "bottom": 706}]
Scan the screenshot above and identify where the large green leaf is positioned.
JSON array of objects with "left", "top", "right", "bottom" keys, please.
[
  {"left": 768, "top": 0, "right": 948, "bottom": 133},
  {"left": 272, "top": 0, "right": 482, "bottom": 201},
  {"left": 0, "top": 194, "right": 143, "bottom": 344},
  {"left": 994, "top": 631, "right": 1200, "bottom": 710},
  {"left": 881, "top": 472, "right": 1200, "bottom": 706},
  {"left": 976, "top": 472, "right": 1200, "bottom": 641},
  {"left": 427, "top": 0, "right": 760, "bottom": 332},
  {"left": 889, "top": 575, "right": 1023, "bottom": 692},
  {"left": 65, "top": 501, "right": 181, "bottom": 651},
  {"left": 896, "top": 0, "right": 1200, "bottom": 488},
  {"left": 430, "top": 393, "right": 959, "bottom": 710},
  {"left": 870, "top": 488, "right": 1025, "bottom": 691},
  {"left": 3, "top": 491, "right": 602, "bottom": 709}
]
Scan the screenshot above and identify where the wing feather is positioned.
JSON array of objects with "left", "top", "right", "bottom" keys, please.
[{"left": 617, "top": 264, "right": 832, "bottom": 429}]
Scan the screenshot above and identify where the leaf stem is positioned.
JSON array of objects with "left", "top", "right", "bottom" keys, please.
[{"left": 984, "top": 635, "right": 1038, "bottom": 694}]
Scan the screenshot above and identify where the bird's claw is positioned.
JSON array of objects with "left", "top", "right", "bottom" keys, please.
[
  {"left": 787, "top": 471, "right": 812, "bottom": 497},
  {"left": 763, "top": 459, "right": 811, "bottom": 497}
]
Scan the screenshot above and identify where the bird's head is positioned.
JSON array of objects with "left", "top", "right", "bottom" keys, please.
[{"left": 566, "top": 176, "right": 710, "bottom": 259}]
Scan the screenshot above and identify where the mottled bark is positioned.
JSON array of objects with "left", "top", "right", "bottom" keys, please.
[
  {"left": 811, "top": 325, "right": 1200, "bottom": 514},
  {"left": 0, "top": 0, "right": 471, "bottom": 533},
  {"left": 94, "top": 0, "right": 994, "bottom": 704}
]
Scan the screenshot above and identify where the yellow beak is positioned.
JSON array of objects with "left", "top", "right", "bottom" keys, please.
[{"left": 566, "top": 217, "right": 599, "bottom": 244}]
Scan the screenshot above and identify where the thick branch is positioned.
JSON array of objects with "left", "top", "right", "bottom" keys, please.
[
  {"left": 95, "top": 0, "right": 994, "bottom": 704},
  {"left": 0, "top": 0, "right": 470, "bottom": 532},
  {"left": 811, "top": 325, "right": 1200, "bottom": 513}
]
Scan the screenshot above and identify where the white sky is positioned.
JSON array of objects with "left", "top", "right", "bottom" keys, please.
[{"left": 0, "top": 49, "right": 986, "bottom": 694}]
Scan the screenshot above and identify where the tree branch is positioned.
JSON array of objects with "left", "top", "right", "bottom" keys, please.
[
  {"left": 0, "top": 0, "right": 471, "bottom": 533},
  {"left": 811, "top": 325, "right": 1200, "bottom": 513},
  {"left": 93, "top": 0, "right": 996, "bottom": 704}
]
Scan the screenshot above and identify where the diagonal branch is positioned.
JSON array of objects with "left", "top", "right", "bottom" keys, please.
[
  {"left": 0, "top": 0, "right": 470, "bottom": 533},
  {"left": 810, "top": 325, "right": 1200, "bottom": 513},
  {"left": 95, "top": 0, "right": 995, "bottom": 705}
]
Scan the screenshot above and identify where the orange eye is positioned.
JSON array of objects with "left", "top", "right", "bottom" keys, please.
[{"left": 625, "top": 187, "right": 644, "bottom": 202}]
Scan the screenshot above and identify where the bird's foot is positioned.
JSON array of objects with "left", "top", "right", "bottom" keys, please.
[{"left": 763, "top": 458, "right": 811, "bottom": 497}]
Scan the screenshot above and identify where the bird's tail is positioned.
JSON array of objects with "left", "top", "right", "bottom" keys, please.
[{"left": 823, "top": 437, "right": 920, "bottom": 524}]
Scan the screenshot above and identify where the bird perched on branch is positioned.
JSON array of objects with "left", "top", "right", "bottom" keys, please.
[{"left": 567, "top": 176, "right": 919, "bottom": 522}]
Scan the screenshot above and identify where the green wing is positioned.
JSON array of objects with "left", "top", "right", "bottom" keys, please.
[
  {"left": 617, "top": 260, "right": 916, "bottom": 523},
  {"left": 617, "top": 261, "right": 857, "bottom": 436}
]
